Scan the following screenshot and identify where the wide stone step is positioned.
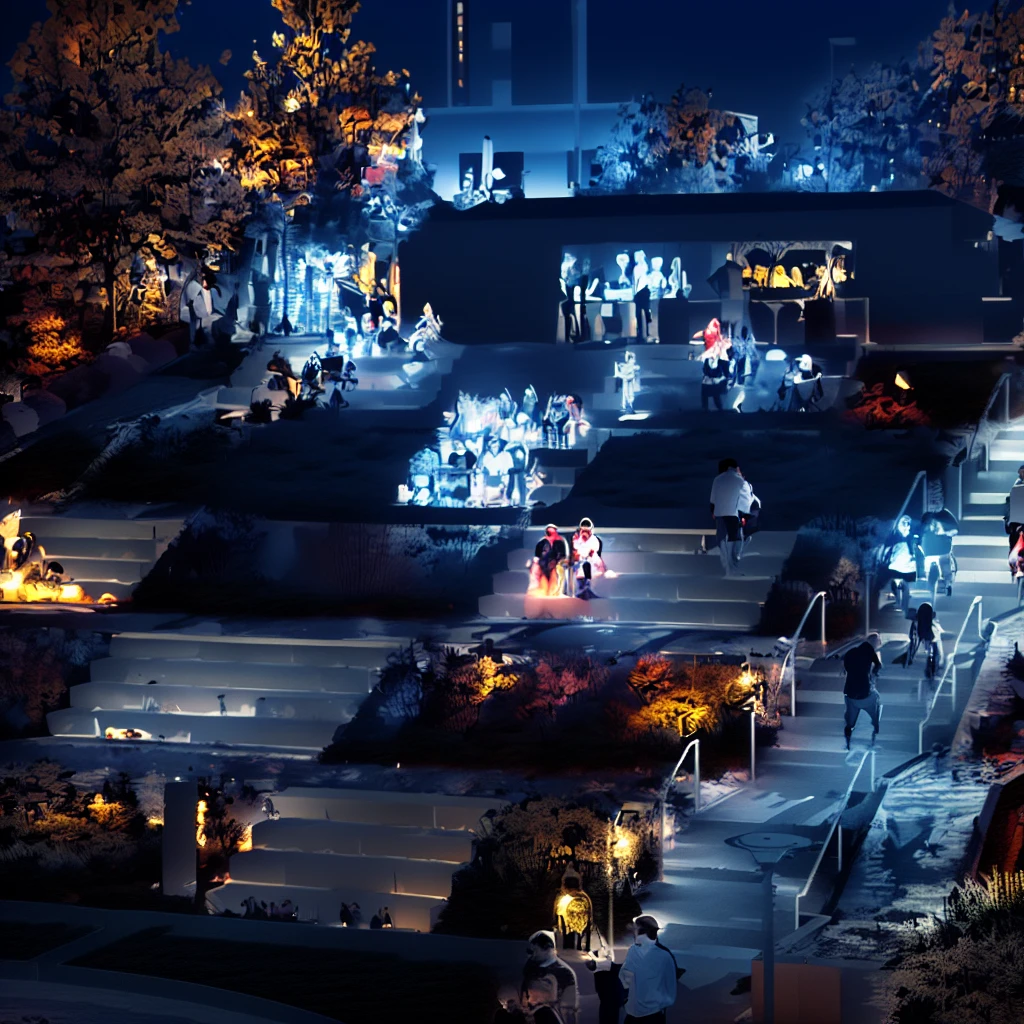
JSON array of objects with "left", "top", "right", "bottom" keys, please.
[
  {"left": 70, "top": 681, "right": 366, "bottom": 720},
  {"left": 479, "top": 592, "right": 762, "bottom": 626},
  {"left": 228, "top": 849, "right": 458, "bottom": 898},
  {"left": 44, "top": 557, "right": 151, "bottom": 583},
  {"left": 505, "top": 549, "right": 785, "bottom": 576},
  {"left": 268, "top": 787, "right": 507, "bottom": 831},
  {"left": 89, "top": 656, "right": 373, "bottom": 693},
  {"left": 24, "top": 536, "right": 160, "bottom": 561},
  {"left": 491, "top": 569, "right": 770, "bottom": 601},
  {"left": 47, "top": 706, "right": 339, "bottom": 749},
  {"left": 108, "top": 633, "right": 403, "bottom": 669},
  {"left": 19, "top": 517, "right": 178, "bottom": 541},
  {"left": 252, "top": 818, "right": 474, "bottom": 864},
  {"left": 205, "top": 880, "right": 441, "bottom": 931}
]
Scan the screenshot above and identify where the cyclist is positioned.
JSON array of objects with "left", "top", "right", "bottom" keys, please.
[{"left": 908, "top": 603, "right": 944, "bottom": 680}]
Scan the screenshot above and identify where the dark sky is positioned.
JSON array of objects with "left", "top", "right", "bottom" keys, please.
[{"left": 4, "top": 0, "right": 951, "bottom": 147}]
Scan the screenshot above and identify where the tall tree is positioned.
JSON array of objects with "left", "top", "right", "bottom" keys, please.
[{"left": 0, "top": 0, "right": 245, "bottom": 354}]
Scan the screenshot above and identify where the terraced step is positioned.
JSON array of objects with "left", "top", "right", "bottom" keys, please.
[
  {"left": 23, "top": 536, "right": 160, "bottom": 561},
  {"left": 70, "top": 681, "right": 366, "bottom": 721},
  {"left": 205, "top": 880, "right": 441, "bottom": 931},
  {"left": 228, "top": 849, "right": 458, "bottom": 897},
  {"left": 20, "top": 517, "right": 180, "bottom": 541},
  {"left": 479, "top": 592, "right": 762, "bottom": 626},
  {"left": 46, "top": 706, "right": 339, "bottom": 749},
  {"left": 89, "top": 656, "right": 374, "bottom": 692},
  {"left": 505, "top": 549, "right": 785, "bottom": 576},
  {"left": 251, "top": 818, "right": 474, "bottom": 864},
  {"left": 491, "top": 569, "right": 770, "bottom": 601},
  {"left": 108, "top": 633, "right": 403, "bottom": 669},
  {"left": 45, "top": 557, "right": 151, "bottom": 583}
]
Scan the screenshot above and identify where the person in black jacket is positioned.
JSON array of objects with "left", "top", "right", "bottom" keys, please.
[
  {"left": 530, "top": 525, "right": 568, "bottom": 597},
  {"left": 842, "top": 641, "right": 882, "bottom": 750}
]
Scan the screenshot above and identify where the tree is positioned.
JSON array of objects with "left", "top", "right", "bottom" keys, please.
[
  {"left": 0, "top": 0, "right": 246, "bottom": 352},
  {"left": 592, "top": 95, "right": 671, "bottom": 193},
  {"left": 800, "top": 63, "right": 922, "bottom": 193},
  {"left": 227, "top": 0, "right": 430, "bottom": 321}
]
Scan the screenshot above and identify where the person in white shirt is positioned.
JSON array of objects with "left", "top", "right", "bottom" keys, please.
[
  {"left": 620, "top": 915, "right": 679, "bottom": 1023},
  {"left": 710, "top": 458, "right": 753, "bottom": 576},
  {"left": 572, "top": 517, "right": 607, "bottom": 598}
]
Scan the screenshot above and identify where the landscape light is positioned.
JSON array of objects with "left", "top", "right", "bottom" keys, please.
[
  {"left": 894, "top": 371, "right": 913, "bottom": 390},
  {"left": 764, "top": 348, "right": 788, "bottom": 362}
]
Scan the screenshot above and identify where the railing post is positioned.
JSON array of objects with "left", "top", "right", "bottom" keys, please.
[
  {"left": 837, "top": 824, "right": 843, "bottom": 872},
  {"left": 1004, "top": 376, "right": 1011, "bottom": 422},
  {"left": 951, "top": 663, "right": 957, "bottom": 712},
  {"left": 820, "top": 595, "right": 826, "bottom": 645},
  {"left": 693, "top": 740, "right": 701, "bottom": 813},
  {"left": 750, "top": 709, "right": 756, "bottom": 781},
  {"left": 957, "top": 462, "right": 963, "bottom": 523}
]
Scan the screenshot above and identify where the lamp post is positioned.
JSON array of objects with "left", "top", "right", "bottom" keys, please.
[{"left": 725, "top": 832, "right": 813, "bottom": 1024}]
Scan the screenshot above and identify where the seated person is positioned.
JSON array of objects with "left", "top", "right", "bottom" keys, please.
[
  {"left": 479, "top": 436, "right": 514, "bottom": 505},
  {"left": 793, "top": 354, "right": 823, "bottom": 382},
  {"left": 446, "top": 441, "right": 477, "bottom": 502},
  {"left": 572, "top": 517, "right": 607, "bottom": 598},
  {"left": 301, "top": 352, "right": 324, "bottom": 394},
  {"left": 377, "top": 317, "right": 404, "bottom": 352},
  {"left": 529, "top": 524, "right": 568, "bottom": 597},
  {"left": 266, "top": 351, "right": 300, "bottom": 398}
]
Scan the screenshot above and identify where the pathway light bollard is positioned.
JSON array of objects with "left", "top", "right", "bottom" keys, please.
[{"left": 725, "top": 832, "right": 813, "bottom": 1024}]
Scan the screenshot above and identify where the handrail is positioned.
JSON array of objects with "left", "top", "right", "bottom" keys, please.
[
  {"left": 658, "top": 737, "right": 701, "bottom": 883},
  {"left": 917, "top": 595, "right": 989, "bottom": 755},
  {"left": 793, "top": 748, "right": 875, "bottom": 931},
  {"left": 967, "top": 372, "right": 1012, "bottom": 464},
  {"left": 781, "top": 590, "right": 827, "bottom": 717}
]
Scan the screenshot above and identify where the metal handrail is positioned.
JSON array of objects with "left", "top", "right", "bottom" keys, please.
[
  {"left": 780, "top": 590, "right": 827, "bottom": 717},
  {"left": 917, "top": 595, "right": 990, "bottom": 755},
  {"left": 967, "top": 372, "right": 1012, "bottom": 464},
  {"left": 793, "top": 748, "right": 875, "bottom": 931},
  {"left": 658, "top": 736, "right": 701, "bottom": 883}
]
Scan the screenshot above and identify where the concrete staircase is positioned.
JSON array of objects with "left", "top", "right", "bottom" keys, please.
[
  {"left": 18, "top": 513, "right": 184, "bottom": 603},
  {"left": 206, "top": 787, "right": 508, "bottom": 931},
  {"left": 46, "top": 630, "right": 406, "bottom": 750},
  {"left": 479, "top": 527, "right": 796, "bottom": 626},
  {"left": 642, "top": 626, "right": 990, "bottom": 963}
]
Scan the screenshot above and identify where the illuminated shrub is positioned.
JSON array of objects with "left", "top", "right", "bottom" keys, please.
[{"left": 18, "top": 313, "right": 91, "bottom": 377}]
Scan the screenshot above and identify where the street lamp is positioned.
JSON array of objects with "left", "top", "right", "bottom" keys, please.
[{"left": 725, "top": 832, "right": 813, "bottom": 1024}]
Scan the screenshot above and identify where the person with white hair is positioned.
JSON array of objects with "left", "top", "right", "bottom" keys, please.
[{"left": 572, "top": 518, "right": 607, "bottom": 598}]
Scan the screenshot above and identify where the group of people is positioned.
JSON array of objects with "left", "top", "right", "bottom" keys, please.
[
  {"left": 495, "top": 915, "right": 679, "bottom": 1024},
  {"left": 884, "top": 510, "right": 959, "bottom": 615},
  {"left": 239, "top": 896, "right": 298, "bottom": 921},
  {"left": 528, "top": 519, "right": 611, "bottom": 599},
  {"left": 842, "top": 602, "right": 945, "bottom": 749},
  {"left": 709, "top": 459, "right": 762, "bottom": 577}
]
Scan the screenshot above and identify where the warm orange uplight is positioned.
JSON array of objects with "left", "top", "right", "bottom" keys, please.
[
  {"left": 196, "top": 799, "right": 208, "bottom": 847},
  {"left": 237, "top": 824, "right": 253, "bottom": 852}
]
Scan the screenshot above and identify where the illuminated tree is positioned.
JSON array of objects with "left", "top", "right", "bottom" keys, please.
[
  {"left": 0, "top": 0, "right": 246, "bottom": 349},
  {"left": 227, "top": 0, "right": 430, "bottom": 320},
  {"left": 627, "top": 662, "right": 754, "bottom": 738}
]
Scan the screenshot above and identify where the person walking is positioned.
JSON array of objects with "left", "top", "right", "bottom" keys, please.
[
  {"left": 842, "top": 641, "right": 882, "bottom": 750},
  {"left": 710, "top": 459, "right": 753, "bottom": 576},
  {"left": 620, "top": 915, "right": 679, "bottom": 1023}
]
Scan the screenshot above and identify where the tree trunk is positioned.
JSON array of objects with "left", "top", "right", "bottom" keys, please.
[{"left": 103, "top": 261, "right": 116, "bottom": 343}]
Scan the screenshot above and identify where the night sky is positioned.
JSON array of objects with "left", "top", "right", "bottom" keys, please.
[{"left": 4, "top": 0, "right": 951, "bottom": 147}]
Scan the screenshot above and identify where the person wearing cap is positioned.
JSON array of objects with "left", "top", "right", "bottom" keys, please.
[
  {"left": 572, "top": 518, "right": 606, "bottom": 598},
  {"left": 530, "top": 524, "right": 568, "bottom": 597},
  {"left": 520, "top": 929, "right": 579, "bottom": 1024},
  {"left": 793, "top": 354, "right": 822, "bottom": 382},
  {"left": 620, "top": 915, "right": 679, "bottom": 1023}
]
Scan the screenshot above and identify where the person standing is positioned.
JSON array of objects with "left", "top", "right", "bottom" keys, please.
[
  {"left": 520, "top": 930, "right": 579, "bottom": 1024},
  {"left": 620, "top": 915, "right": 679, "bottom": 1023},
  {"left": 710, "top": 459, "right": 753, "bottom": 576},
  {"left": 1004, "top": 465, "right": 1024, "bottom": 550},
  {"left": 842, "top": 641, "right": 882, "bottom": 750}
]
